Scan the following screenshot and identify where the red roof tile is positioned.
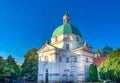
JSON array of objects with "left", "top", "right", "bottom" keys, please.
[{"left": 93, "top": 57, "right": 108, "bottom": 66}]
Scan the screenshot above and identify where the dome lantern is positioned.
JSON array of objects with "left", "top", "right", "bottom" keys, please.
[{"left": 63, "top": 10, "right": 70, "bottom": 24}]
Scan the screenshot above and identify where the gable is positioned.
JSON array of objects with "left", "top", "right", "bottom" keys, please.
[
  {"left": 37, "top": 43, "right": 56, "bottom": 53},
  {"left": 82, "top": 46, "right": 93, "bottom": 53}
]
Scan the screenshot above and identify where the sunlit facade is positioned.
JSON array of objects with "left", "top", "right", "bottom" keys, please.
[{"left": 37, "top": 13, "right": 94, "bottom": 83}]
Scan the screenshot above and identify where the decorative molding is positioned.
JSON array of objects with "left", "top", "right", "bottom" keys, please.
[
  {"left": 70, "top": 74, "right": 74, "bottom": 76},
  {"left": 82, "top": 54, "right": 93, "bottom": 58},
  {"left": 77, "top": 74, "right": 85, "bottom": 76},
  {"left": 63, "top": 74, "right": 67, "bottom": 76},
  {"left": 49, "top": 73, "right": 60, "bottom": 76},
  {"left": 39, "top": 74, "right": 43, "bottom": 76},
  {"left": 41, "top": 48, "right": 55, "bottom": 53},
  {"left": 50, "top": 53, "right": 56, "bottom": 55},
  {"left": 71, "top": 66, "right": 77, "bottom": 67},
  {"left": 51, "top": 40, "right": 63, "bottom": 45}
]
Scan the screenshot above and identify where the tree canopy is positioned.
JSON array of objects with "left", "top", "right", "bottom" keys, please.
[
  {"left": 102, "top": 46, "right": 113, "bottom": 56},
  {"left": 0, "top": 56, "right": 6, "bottom": 76},
  {"left": 94, "top": 46, "right": 113, "bottom": 58},
  {"left": 99, "top": 48, "right": 120, "bottom": 83},
  {"left": 94, "top": 48, "right": 103, "bottom": 58},
  {"left": 0, "top": 55, "right": 20, "bottom": 78},
  {"left": 22, "top": 48, "right": 38, "bottom": 81},
  {"left": 89, "top": 64, "right": 98, "bottom": 81}
]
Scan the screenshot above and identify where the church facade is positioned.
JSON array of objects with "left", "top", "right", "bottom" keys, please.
[{"left": 37, "top": 13, "right": 94, "bottom": 83}]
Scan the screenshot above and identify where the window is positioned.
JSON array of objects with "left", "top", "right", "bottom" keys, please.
[
  {"left": 71, "top": 57, "right": 77, "bottom": 62},
  {"left": 66, "top": 44, "right": 69, "bottom": 49},
  {"left": 55, "top": 36, "right": 58, "bottom": 42},
  {"left": 74, "top": 57, "right": 77, "bottom": 62},
  {"left": 86, "top": 58, "right": 88, "bottom": 62},
  {"left": 66, "top": 57, "right": 69, "bottom": 63},
  {"left": 59, "top": 56, "right": 62, "bottom": 62},
  {"left": 46, "top": 70, "right": 48, "bottom": 72},
  {"left": 67, "top": 19, "right": 70, "bottom": 23},
  {"left": 76, "top": 37, "right": 79, "bottom": 41},
  {"left": 71, "top": 57, "right": 74, "bottom": 62}
]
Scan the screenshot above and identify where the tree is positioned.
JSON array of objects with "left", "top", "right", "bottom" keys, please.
[
  {"left": 89, "top": 64, "right": 98, "bottom": 81},
  {"left": 94, "top": 48, "right": 103, "bottom": 58},
  {"left": 102, "top": 46, "right": 113, "bottom": 56},
  {"left": 0, "top": 56, "right": 15, "bottom": 76},
  {"left": 22, "top": 48, "right": 38, "bottom": 81},
  {"left": 0, "top": 56, "right": 5, "bottom": 75},
  {"left": 99, "top": 48, "right": 120, "bottom": 83},
  {"left": 6, "top": 55, "right": 19, "bottom": 77},
  {"left": 94, "top": 46, "right": 113, "bottom": 58}
]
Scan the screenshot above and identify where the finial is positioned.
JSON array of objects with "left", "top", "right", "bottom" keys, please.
[
  {"left": 84, "top": 41, "right": 88, "bottom": 47},
  {"left": 63, "top": 8, "right": 70, "bottom": 24},
  {"left": 45, "top": 40, "right": 48, "bottom": 44},
  {"left": 65, "top": 8, "right": 68, "bottom": 14}
]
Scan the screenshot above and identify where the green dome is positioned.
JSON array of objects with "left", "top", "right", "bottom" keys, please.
[{"left": 52, "top": 23, "right": 82, "bottom": 37}]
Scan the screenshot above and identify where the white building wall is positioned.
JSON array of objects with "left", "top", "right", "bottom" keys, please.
[
  {"left": 38, "top": 33, "right": 93, "bottom": 82},
  {"left": 38, "top": 48, "right": 93, "bottom": 82},
  {"left": 51, "top": 34, "right": 83, "bottom": 50}
]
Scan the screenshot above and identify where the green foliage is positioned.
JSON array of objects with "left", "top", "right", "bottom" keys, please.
[
  {"left": 99, "top": 48, "right": 120, "bottom": 83},
  {"left": 6, "top": 55, "right": 20, "bottom": 76},
  {"left": 94, "top": 48, "right": 103, "bottom": 58},
  {"left": 0, "top": 55, "right": 20, "bottom": 79},
  {"left": 0, "top": 56, "right": 6, "bottom": 76},
  {"left": 22, "top": 48, "right": 38, "bottom": 81},
  {"left": 89, "top": 64, "right": 98, "bottom": 81},
  {"left": 102, "top": 46, "right": 113, "bottom": 56},
  {"left": 94, "top": 46, "right": 113, "bottom": 58},
  {"left": 0, "top": 48, "right": 38, "bottom": 81}
]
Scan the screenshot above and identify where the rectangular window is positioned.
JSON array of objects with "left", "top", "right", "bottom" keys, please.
[
  {"left": 66, "top": 57, "right": 69, "bottom": 63},
  {"left": 74, "top": 57, "right": 77, "bottom": 62},
  {"left": 71, "top": 56, "right": 77, "bottom": 62},
  {"left": 71, "top": 57, "right": 74, "bottom": 62},
  {"left": 59, "top": 56, "right": 62, "bottom": 62},
  {"left": 66, "top": 44, "right": 69, "bottom": 49},
  {"left": 76, "top": 37, "right": 79, "bottom": 41},
  {"left": 55, "top": 37, "right": 57, "bottom": 42},
  {"left": 86, "top": 58, "right": 88, "bottom": 62}
]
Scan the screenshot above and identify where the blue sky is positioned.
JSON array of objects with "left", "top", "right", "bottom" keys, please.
[{"left": 0, "top": 0, "right": 120, "bottom": 64}]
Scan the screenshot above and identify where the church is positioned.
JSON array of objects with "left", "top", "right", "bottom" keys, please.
[{"left": 37, "top": 12, "right": 94, "bottom": 83}]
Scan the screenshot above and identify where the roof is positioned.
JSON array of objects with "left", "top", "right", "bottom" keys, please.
[
  {"left": 52, "top": 23, "right": 82, "bottom": 37},
  {"left": 93, "top": 57, "right": 108, "bottom": 66}
]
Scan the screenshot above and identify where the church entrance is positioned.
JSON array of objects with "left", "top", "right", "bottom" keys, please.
[{"left": 45, "top": 69, "right": 48, "bottom": 83}]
